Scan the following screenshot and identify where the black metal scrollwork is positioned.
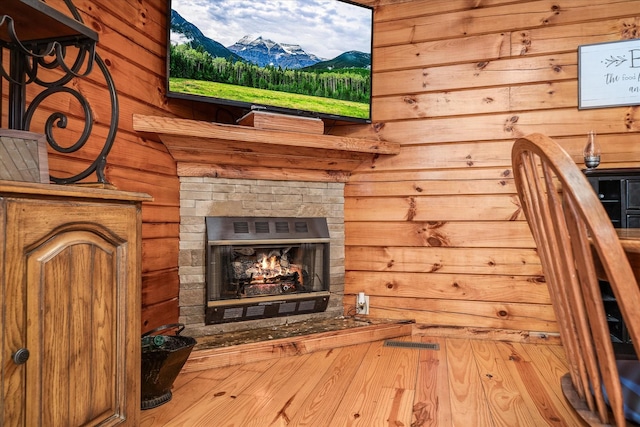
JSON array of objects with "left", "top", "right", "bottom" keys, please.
[{"left": 0, "top": 0, "right": 118, "bottom": 185}]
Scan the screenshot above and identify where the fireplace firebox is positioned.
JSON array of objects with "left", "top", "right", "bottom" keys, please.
[{"left": 205, "top": 217, "right": 330, "bottom": 324}]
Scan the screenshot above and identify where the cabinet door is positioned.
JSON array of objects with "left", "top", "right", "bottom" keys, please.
[
  {"left": 626, "top": 179, "right": 640, "bottom": 209},
  {"left": 627, "top": 214, "right": 640, "bottom": 228},
  {"left": 588, "top": 178, "right": 623, "bottom": 226},
  {"left": 1, "top": 198, "right": 140, "bottom": 426}
]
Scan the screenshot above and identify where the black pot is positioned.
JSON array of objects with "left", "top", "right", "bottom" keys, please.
[{"left": 140, "top": 323, "right": 196, "bottom": 410}]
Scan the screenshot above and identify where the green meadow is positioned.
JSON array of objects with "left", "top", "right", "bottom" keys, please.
[{"left": 170, "top": 78, "right": 370, "bottom": 119}]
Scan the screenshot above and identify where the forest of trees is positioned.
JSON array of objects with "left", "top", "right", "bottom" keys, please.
[{"left": 169, "top": 44, "right": 371, "bottom": 103}]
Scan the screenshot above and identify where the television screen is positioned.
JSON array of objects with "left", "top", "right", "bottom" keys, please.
[{"left": 167, "top": 0, "right": 373, "bottom": 123}]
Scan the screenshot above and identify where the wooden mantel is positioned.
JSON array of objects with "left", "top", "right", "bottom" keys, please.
[{"left": 132, "top": 114, "right": 399, "bottom": 182}]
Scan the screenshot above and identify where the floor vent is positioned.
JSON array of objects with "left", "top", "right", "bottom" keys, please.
[{"left": 384, "top": 341, "right": 440, "bottom": 350}]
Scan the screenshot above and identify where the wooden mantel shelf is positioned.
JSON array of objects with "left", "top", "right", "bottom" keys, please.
[
  {"left": 132, "top": 114, "right": 399, "bottom": 182},
  {"left": 132, "top": 114, "right": 399, "bottom": 155}
]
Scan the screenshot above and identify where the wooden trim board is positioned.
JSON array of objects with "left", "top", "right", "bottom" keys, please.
[{"left": 183, "top": 320, "right": 414, "bottom": 372}]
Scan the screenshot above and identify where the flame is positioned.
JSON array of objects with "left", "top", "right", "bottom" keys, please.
[{"left": 257, "top": 253, "right": 285, "bottom": 277}]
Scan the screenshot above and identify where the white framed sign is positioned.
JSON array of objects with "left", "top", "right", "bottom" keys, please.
[{"left": 578, "top": 39, "right": 640, "bottom": 109}]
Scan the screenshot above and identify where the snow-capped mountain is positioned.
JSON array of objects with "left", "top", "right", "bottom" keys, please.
[
  {"left": 170, "top": 11, "right": 370, "bottom": 71},
  {"left": 227, "top": 35, "right": 323, "bottom": 69}
]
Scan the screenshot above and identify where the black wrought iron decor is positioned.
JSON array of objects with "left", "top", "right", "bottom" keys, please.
[{"left": 0, "top": 0, "right": 118, "bottom": 184}]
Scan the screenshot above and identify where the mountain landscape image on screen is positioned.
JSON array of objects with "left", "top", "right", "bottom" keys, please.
[{"left": 168, "top": 1, "right": 372, "bottom": 121}]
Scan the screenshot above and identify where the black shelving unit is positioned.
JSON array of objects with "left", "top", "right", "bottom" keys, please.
[{"left": 584, "top": 168, "right": 640, "bottom": 345}]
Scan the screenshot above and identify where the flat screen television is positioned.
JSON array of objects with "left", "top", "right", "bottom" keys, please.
[{"left": 167, "top": 0, "right": 373, "bottom": 123}]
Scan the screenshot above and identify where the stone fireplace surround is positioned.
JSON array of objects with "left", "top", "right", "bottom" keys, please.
[{"left": 178, "top": 177, "right": 345, "bottom": 337}]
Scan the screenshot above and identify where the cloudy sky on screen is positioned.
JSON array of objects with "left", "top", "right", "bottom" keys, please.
[{"left": 171, "top": 0, "right": 372, "bottom": 60}]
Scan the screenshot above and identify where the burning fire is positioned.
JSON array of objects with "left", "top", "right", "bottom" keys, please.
[
  {"left": 260, "top": 254, "right": 279, "bottom": 273},
  {"left": 231, "top": 247, "right": 304, "bottom": 295},
  {"left": 253, "top": 250, "right": 293, "bottom": 280}
]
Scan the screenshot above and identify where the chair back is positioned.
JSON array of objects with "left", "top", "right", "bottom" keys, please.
[{"left": 512, "top": 133, "right": 640, "bottom": 426}]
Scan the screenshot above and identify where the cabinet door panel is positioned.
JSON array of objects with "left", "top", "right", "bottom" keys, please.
[
  {"left": 626, "top": 179, "right": 640, "bottom": 209},
  {"left": 627, "top": 215, "right": 640, "bottom": 228},
  {"left": 26, "top": 230, "right": 124, "bottom": 426},
  {"left": 1, "top": 195, "right": 140, "bottom": 426}
]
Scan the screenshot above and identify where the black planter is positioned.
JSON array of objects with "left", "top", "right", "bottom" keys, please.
[{"left": 140, "top": 324, "right": 196, "bottom": 410}]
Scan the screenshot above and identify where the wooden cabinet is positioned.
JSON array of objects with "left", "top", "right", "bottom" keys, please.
[{"left": 0, "top": 181, "right": 151, "bottom": 426}]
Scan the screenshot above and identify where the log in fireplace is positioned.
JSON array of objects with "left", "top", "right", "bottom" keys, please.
[{"left": 205, "top": 217, "right": 330, "bottom": 324}]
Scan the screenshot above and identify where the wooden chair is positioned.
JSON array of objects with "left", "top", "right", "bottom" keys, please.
[{"left": 511, "top": 133, "right": 640, "bottom": 426}]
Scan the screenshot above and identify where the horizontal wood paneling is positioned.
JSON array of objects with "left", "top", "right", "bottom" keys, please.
[
  {"left": 345, "top": 194, "right": 523, "bottom": 221},
  {"left": 141, "top": 299, "right": 180, "bottom": 333},
  {"left": 370, "top": 0, "right": 538, "bottom": 22},
  {"left": 338, "top": 107, "right": 640, "bottom": 145},
  {"left": 142, "top": 238, "right": 179, "bottom": 273},
  {"left": 343, "top": 295, "right": 558, "bottom": 332},
  {"left": 345, "top": 271, "right": 549, "bottom": 303},
  {"left": 374, "top": 1, "right": 640, "bottom": 48},
  {"left": 142, "top": 269, "right": 179, "bottom": 307},
  {"left": 371, "top": 53, "right": 576, "bottom": 97},
  {"left": 345, "top": 0, "right": 640, "bottom": 334},
  {"left": 348, "top": 166, "right": 516, "bottom": 182},
  {"left": 346, "top": 177, "right": 517, "bottom": 195},
  {"left": 374, "top": 33, "right": 511, "bottom": 71},
  {"left": 511, "top": 16, "right": 640, "bottom": 55},
  {"left": 375, "top": 81, "right": 579, "bottom": 121},
  {"left": 351, "top": 134, "right": 640, "bottom": 173},
  {"left": 345, "top": 246, "right": 542, "bottom": 275},
  {"left": 346, "top": 221, "right": 535, "bottom": 247}
]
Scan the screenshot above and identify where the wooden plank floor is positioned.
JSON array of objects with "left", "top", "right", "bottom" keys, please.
[{"left": 140, "top": 335, "right": 585, "bottom": 426}]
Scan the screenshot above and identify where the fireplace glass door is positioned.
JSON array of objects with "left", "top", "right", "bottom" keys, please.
[
  {"left": 205, "top": 217, "right": 330, "bottom": 324},
  {"left": 213, "top": 243, "right": 325, "bottom": 299}
]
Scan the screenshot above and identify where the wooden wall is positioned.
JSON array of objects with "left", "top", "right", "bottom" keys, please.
[
  {"left": 340, "top": 0, "right": 640, "bottom": 335},
  {"left": 4, "top": 0, "right": 640, "bottom": 335}
]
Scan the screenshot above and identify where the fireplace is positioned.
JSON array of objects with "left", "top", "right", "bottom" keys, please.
[{"left": 205, "top": 216, "right": 331, "bottom": 324}]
